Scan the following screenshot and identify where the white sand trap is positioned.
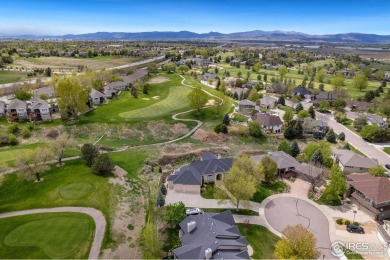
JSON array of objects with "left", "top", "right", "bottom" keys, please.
[
  {"left": 142, "top": 98, "right": 150, "bottom": 100},
  {"left": 152, "top": 96, "right": 160, "bottom": 99},
  {"left": 206, "top": 99, "right": 215, "bottom": 106},
  {"left": 147, "top": 76, "right": 170, "bottom": 84}
]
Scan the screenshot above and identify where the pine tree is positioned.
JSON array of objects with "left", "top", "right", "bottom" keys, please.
[
  {"left": 295, "top": 103, "right": 303, "bottom": 113},
  {"left": 284, "top": 125, "right": 296, "bottom": 140},
  {"left": 278, "top": 96, "right": 285, "bottom": 106},
  {"left": 338, "top": 132, "right": 345, "bottom": 141},
  {"left": 291, "top": 141, "right": 300, "bottom": 157},
  {"left": 160, "top": 184, "right": 167, "bottom": 195},
  {"left": 343, "top": 142, "right": 350, "bottom": 150},
  {"left": 156, "top": 192, "right": 165, "bottom": 207},
  {"left": 325, "top": 129, "right": 337, "bottom": 143},
  {"left": 310, "top": 149, "right": 324, "bottom": 166},
  {"left": 308, "top": 106, "right": 316, "bottom": 119},
  {"left": 293, "top": 120, "right": 303, "bottom": 138},
  {"left": 222, "top": 113, "right": 230, "bottom": 125}
]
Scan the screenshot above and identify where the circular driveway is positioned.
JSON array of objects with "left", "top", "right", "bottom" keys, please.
[{"left": 265, "top": 197, "right": 334, "bottom": 259}]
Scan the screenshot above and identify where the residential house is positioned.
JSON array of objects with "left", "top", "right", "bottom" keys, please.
[
  {"left": 28, "top": 98, "right": 52, "bottom": 122},
  {"left": 103, "top": 81, "right": 127, "bottom": 98},
  {"left": 296, "top": 163, "right": 326, "bottom": 184},
  {"left": 332, "top": 149, "right": 378, "bottom": 174},
  {"left": 292, "top": 86, "right": 312, "bottom": 99},
  {"left": 237, "top": 99, "right": 256, "bottom": 115},
  {"left": 78, "top": 51, "right": 88, "bottom": 58},
  {"left": 193, "top": 58, "right": 212, "bottom": 68},
  {"left": 314, "top": 92, "right": 339, "bottom": 105},
  {"left": 266, "top": 82, "right": 286, "bottom": 94},
  {"left": 33, "top": 86, "right": 57, "bottom": 99},
  {"left": 0, "top": 101, "right": 5, "bottom": 117},
  {"left": 166, "top": 152, "right": 233, "bottom": 193},
  {"left": 252, "top": 151, "right": 300, "bottom": 175},
  {"left": 250, "top": 113, "right": 283, "bottom": 133},
  {"left": 346, "top": 100, "right": 375, "bottom": 112},
  {"left": 224, "top": 77, "right": 240, "bottom": 87},
  {"left": 89, "top": 89, "right": 106, "bottom": 105},
  {"left": 229, "top": 87, "right": 248, "bottom": 98},
  {"left": 21, "top": 52, "right": 30, "bottom": 58},
  {"left": 347, "top": 173, "right": 390, "bottom": 220},
  {"left": 173, "top": 210, "right": 249, "bottom": 259},
  {"left": 366, "top": 114, "right": 388, "bottom": 128},
  {"left": 6, "top": 99, "right": 28, "bottom": 122},
  {"left": 302, "top": 117, "right": 328, "bottom": 134},
  {"left": 259, "top": 96, "right": 278, "bottom": 109},
  {"left": 200, "top": 73, "right": 218, "bottom": 82},
  {"left": 242, "top": 81, "right": 257, "bottom": 88}
]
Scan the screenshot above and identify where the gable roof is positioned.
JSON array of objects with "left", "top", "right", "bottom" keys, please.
[
  {"left": 333, "top": 149, "right": 378, "bottom": 169},
  {"left": 302, "top": 117, "right": 328, "bottom": 128},
  {"left": 251, "top": 113, "right": 283, "bottom": 127},
  {"left": 34, "top": 86, "right": 56, "bottom": 98},
  {"left": 30, "top": 98, "right": 50, "bottom": 110},
  {"left": 173, "top": 170, "right": 202, "bottom": 186},
  {"left": 252, "top": 151, "right": 300, "bottom": 170},
  {"left": 173, "top": 210, "right": 249, "bottom": 260},
  {"left": 348, "top": 173, "right": 390, "bottom": 204},
  {"left": 8, "top": 99, "right": 27, "bottom": 110},
  {"left": 293, "top": 86, "right": 312, "bottom": 95},
  {"left": 316, "top": 91, "right": 339, "bottom": 100},
  {"left": 366, "top": 114, "right": 386, "bottom": 125},
  {"left": 346, "top": 100, "right": 374, "bottom": 110},
  {"left": 259, "top": 96, "right": 277, "bottom": 106},
  {"left": 89, "top": 89, "right": 105, "bottom": 99},
  {"left": 238, "top": 99, "right": 256, "bottom": 106}
]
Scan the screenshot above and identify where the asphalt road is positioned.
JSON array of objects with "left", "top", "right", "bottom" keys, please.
[
  {"left": 317, "top": 112, "right": 390, "bottom": 166},
  {"left": 265, "top": 197, "right": 334, "bottom": 259}
]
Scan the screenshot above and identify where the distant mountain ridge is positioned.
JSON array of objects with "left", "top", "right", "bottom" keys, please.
[{"left": 2, "top": 30, "right": 390, "bottom": 43}]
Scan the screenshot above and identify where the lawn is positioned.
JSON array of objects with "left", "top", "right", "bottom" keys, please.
[
  {"left": 109, "top": 151, "right": 147, "bottom": 179},
  {"left": 0, "top": 212, "right": 94, "bottom": 259},
  {"left": 0, "top": 70, "right": 28, "bottom": 84},
  {"left": 252, "top": 181, "right": 289, "bottom": 203},
  {"left": 201, "top": 184, "right": 217, "bottom": 199},
  {"left": 237, "top": 224, "right": 279, "bottom": 259},
  {"left": 79, "top": 73, "right": 190, "bottom": 124},
  {"left": 383, "top": 147, "right": 390, "bottom": 155}
]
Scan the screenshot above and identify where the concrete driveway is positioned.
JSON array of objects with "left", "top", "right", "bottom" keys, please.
[{"left": 264, "top": 196, "right": 334, "bottom": 259}]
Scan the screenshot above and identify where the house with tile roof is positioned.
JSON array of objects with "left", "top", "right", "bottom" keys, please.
[
  {"left": 250, "top": 113, "right": 283, "bottom": 133},
  {"left": 332, "top": 149, "right": 378, "bottom": 174},
  {"left": 6, "top": 99, "right": 28, "bottom": 122},
  {"left": 166, "top": 152, "right": 233, "bottom": 193},
  {"left": 347, "top": 173, "right": 390, "bottom": 220},
  {"left": 173, "top": 210, "right": 249, "bottom": 259}
]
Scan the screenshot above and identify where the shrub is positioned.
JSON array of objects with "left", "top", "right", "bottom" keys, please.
[
  {"left": 160, "top": 184, "right": 167, "bottom": 195},
  {"left": 336, "top": 219, "right": 343, "bottom": 225},
  {"left": 21, "top": 128, "right": 31, "bottom": 138},
  {"left": 127, "top": 224, "right": 135, "bottom": 230},
  {"left": 248, "top": 121, "right": 263, "bottom": 138},
  {"left": 214, "top": 123, "right": 228, "bottom": 134},
  {"left": 91, "top": 154, "right": 115, "bottom": 175},
  {"left": 7, "top": 124, "right": 19, "bottom": 134},
  {"left": 156, "top": 192, "right": 165, "bottom": 207},
  {"left": 344, "top": 220, "right": 351, "bottom": 225},
  {"left": 353, "top": 222, "right": 360, "bottom": 226},
  {"left": 338, "top": 132, "right": 345, "bottom": 141},
  {"left": 46, "top": 128, "right": 60, "bottom": 139},
  {"left": 8, "top": 134, "right": 18, "bottom": 146},
  {"left": 325, "top": 129, "right": 337, "bottom": 143}
]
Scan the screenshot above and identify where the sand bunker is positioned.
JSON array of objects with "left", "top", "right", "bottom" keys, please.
[{"left": 148, "top": 76, "right": 170, "bottom": 84}]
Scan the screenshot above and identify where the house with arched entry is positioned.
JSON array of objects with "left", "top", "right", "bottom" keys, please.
[{"left": 166, "top": 152, "right": 233, "bottom": 193}]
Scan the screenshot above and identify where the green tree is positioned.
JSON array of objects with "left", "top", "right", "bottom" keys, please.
[
  {"left": 147, "top": 63, "right": 158, "bottom": 74},
  {"left": 331, "top": 73, "right": 345, "bottom": 89},
  {"left": 283, "top": 111, "right": 294, "bottom": 126},
  {"left": 163, "top": 202, "right": 186, "bottom": 228},
  {"left": 140, "top": 222, "right": 162, "bottom": 259},
  {"left": 293, "top": 120, "right": 303, "bottom": 138},
  {"left": 274, "top": 224, "right": 319, "bottom": 260},
  {"left": 319, "top": 100, "right": 330, "bottom": 112},
  {"left": 91, "top": 154, "right": 115, "bottom": 175},
  {"left": 56, "top": 78, "right": 88, "bottom": 120},
  {"left": 45, "top": 67, "right": 52, "bottom": 77},
  {"left": 375, "top": 70, "right": 385, "bottom": 81},
  {"left": 310, "top": 149, "right": 324, "bottom": 165},
  {"left": 334, "top": 112, "right": 347, "bottom": 123},
  {"left": 297, "top": 110, "right": 310, "bottom": 119},
  {"left": 16, "top": 148, "right": 54, "bottom": 182},
  {"left": 325, "top": 129, "right": 337, "bottom": 143},
  {"left": 295, "top": 103, "right": 303, "bottom": 113},
  {"left": 315, "top": 69, "right": 326, "bottom": 83},
  {"left": 354, "top": 117, "right": 367, "bottom": 132},
  {"left": 308, "top": 105, "right": 316, "bottom": 119},
  {"left": 15, "top": 89, "right": 32, "bottom": 100},
  {"left": 338, "top": 132, "right": 346, "bottom": 141},
  {"left": 162, "top": 62, "right": 176, "bottom": 73},
  {"left": 252, "top": 62, "right": 261, "bottom": 73},
  {"left": 143, "top": 84, "right": 149, "bottom": 94},
  {"left": 51, "top": 133, "right": 76, "bottom": 166},
  {"left": 278, "top": 65, "right": 288, "bottom": 79},
  {"left": 214, "top": 123, "right": 228, "bottom": 134},
  {"left": 321, "top": 165, "right": 347, "bottom": 205},
  {"left": 369, "top": 165, "right": 387, "bottom": 177},
  {"left": 291, "top": 141, "right": 300, "bottom": 157},
  {"left": 177, "top": 64, "right": 190, "bottom": 74},
  {"left": 258, "top": 156, "right": 277, "bottom": 183},
  {"left": 187, "top": 86, "right": 208, "bottom": 114},
  {"left": 216, "top": 165, "right": 257, "bottom": 209},
  {"left": 278, "top": 140, "right": 292, "bottom": 155},
  {"left": 353, "top": 73, "right": 368, "bottom": 91},
  {"left": 247, "top": 88, "right": 259, "bottom": 102},
  {"left": 284, "top": 125, "right": 296, "bottom": 140},
  {"left": 81, "top": 144, "right": 99, "bottom": 167},
  {"left": 278, "top": 96, "right": 285, "bottom": 106},
  {"left": 156, "top": 192, "right": 165, "bottom": 207},
  {"left": 222, "top": 113, "right": 230, "bottom": 125},
  {"left": 248, "top": 121, "right": 263, "bottom": 138},
  {"left": 160, "top": 184, "right": 167, "bottom": 195}
]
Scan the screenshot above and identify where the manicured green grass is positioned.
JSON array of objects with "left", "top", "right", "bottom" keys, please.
[
  {"left": 59, "top": 182, "right": 95, "bottom": 199},
  {"left": 0, "top": 159, "right": 113, "bottom": 215},
  {"left": 79, "top": 73, "right": 190, "bottom": 124},
  {"left": 0, "top": 212, "right": 94, "bottom": 259},
  {"left": 201, "top": 184, "right": 217, "bottom": 199},
  {"left": 309, "top": 59, "right": 336, "bottom": 67},
  {"left": 109, "top": 151, "right": 147, "bottom": 179},
  {"left": 237, "top": 224, "right": 279, "bottom": 259},
  {"left": 252, "top": 181, "right": 289, "bottom": 203},
  {"left": 278, "top": 105, "right": 295, "bottom": 113},
  {"left": 383, "top": 147, "right": 390, "bottom": 155},
  {"left": 343, "top": 247, "right": 365, "bottom": 259},
  {"left": 201, "top": 208, "right": 259, "bottom": 216},
  {"left": 0, "top": 70, "right": 28, "bottom": 84}
]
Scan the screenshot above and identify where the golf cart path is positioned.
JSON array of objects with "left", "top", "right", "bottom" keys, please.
[{"left": 0, "top": 207, "right": 106, "bottom": 259}]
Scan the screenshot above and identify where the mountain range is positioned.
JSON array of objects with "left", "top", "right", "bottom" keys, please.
[{"left": 2, "top": 30, "right": 390, "bottom": 44}]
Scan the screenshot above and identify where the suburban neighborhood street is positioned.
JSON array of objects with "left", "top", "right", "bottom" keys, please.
[{"left": 317, "top": 112, "right": 390, "bottom": 167}]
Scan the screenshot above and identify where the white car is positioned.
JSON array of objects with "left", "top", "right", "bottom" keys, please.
[{"left": 186, "top": 208, "right": 204, "bottom": 216}]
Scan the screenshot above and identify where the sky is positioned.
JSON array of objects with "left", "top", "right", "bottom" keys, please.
[{"left": 0, "top": 0, "right": 390, "bottom": 35}]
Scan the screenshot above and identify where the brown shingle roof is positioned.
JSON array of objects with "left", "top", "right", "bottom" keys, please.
[
  {"left": 251, "top": 113, "right": 283, "bottom": 127},
  {"left": 348, "top": 173, "right": 390, "bottom": 204}
]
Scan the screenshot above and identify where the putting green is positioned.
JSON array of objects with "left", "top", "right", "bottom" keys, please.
[
  {"left": 3, "top": 214, "right": 93, "bottom": 259},
  {"left": 60, "top": 182, "right": 95, "bottom": 199},
  {"left": 118, "top": 85, "right": 191, "bottom": 119}
]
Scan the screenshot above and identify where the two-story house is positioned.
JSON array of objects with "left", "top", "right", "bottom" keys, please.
[
  {"left": 237, "top": 99, "right": 257, "bottom": 115},
  {"left": 250, "top": 113, "right": 283, "bottom": 133},
  {"left": 28, "top": 98, "right": 52, "bottom": 122},
  {"left": 89, "top": 89, "right": 106, "bottom": 105},
  {"left": 348, "top": 173, "right": 390, "bottom": 220},
  {"left": 6, "top": 99, "right": 28, "bottom": 122}
]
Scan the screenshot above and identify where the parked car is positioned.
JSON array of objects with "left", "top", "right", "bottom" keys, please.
[
  {"left": 186, "top": 208, "right": 204, "bottom": 216},
  {"left": 385, "top": 164, "right": 390, "bottom": 170},
  {"left": 346, "top": 224, "right": 365, "bottom": 234}
]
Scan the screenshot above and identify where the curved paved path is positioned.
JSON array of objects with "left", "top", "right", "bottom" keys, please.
[
  {"left": 264, "top": 196, "right": 334, "bottom": 259},
  {"left": 0, "top": 207, "right": 106, "bottom": 259}
]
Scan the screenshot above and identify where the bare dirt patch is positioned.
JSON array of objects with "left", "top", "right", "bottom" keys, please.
[
  {"left": 192, "top": 128, "right": 228, "bottom": 143},
  {"left": 151, "top": 96, "right": 160, "bottom": 99},
  {"left": 147, "top": 76, "right": 170, "bottom": 84},
  {"left": 102, "top": 166, "right": 146, "bottom": 259},
  {"left": 206, "top": 99, "right": 215, "bottom": 106}
]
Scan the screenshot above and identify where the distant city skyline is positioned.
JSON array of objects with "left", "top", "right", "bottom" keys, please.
[{"left": 1, "top": 0, "right": 390, "bottom": 36}]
